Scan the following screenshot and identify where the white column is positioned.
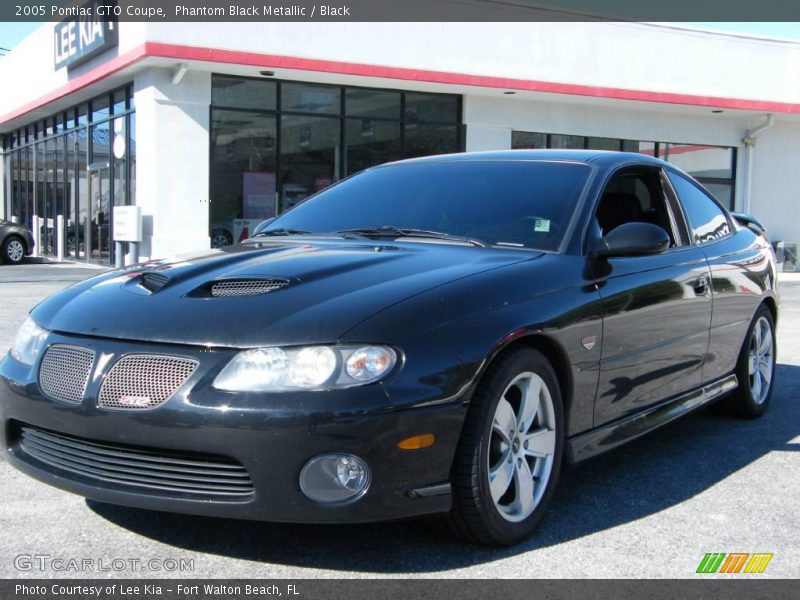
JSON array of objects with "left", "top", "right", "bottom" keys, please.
[
  {"left": 31, "top": 215, "right": 40, "bottom": 257},
  {"left": 465, "top": 124, "right": 512, "bottom": 152},
  {"left": 56, "top": 214, "right": 65, "bottom": 262},
  {"left": 134, "top": 67, "right": 211, "bottom": 260}
]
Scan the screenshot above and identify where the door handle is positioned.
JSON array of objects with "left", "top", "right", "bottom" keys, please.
[{"left": 694, "top": 275, "right": 709, "bottom": 296}]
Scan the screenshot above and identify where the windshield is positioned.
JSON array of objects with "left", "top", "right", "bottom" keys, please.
[{"left": 264, "top": 160, "right": 592, "bottom": 251}]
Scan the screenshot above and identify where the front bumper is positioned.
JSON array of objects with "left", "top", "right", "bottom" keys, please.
[{"left": 0, "top": 332, "right": 466, "bottom": 523}]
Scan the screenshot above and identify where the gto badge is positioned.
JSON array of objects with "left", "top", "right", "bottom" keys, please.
[
  {"left": 118, "top": 396, "right": 153, "bottom": 408},
  {"left": 581, "top": 335, "right": 597, "bottom": 350}
]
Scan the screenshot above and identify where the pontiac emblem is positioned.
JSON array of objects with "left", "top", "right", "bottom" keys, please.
[
  {"left": 581, "top": 335, "right": 597, "bottom": 350},
  {"left": 118, "top": 396, "right": 153, "bottom": 408}
]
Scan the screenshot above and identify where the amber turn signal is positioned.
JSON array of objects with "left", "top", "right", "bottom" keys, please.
[{"left": 398, "top": 433, "right": 436, "bottom": 450}]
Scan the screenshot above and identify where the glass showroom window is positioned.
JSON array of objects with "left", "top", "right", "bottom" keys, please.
[
  {"left": 512, "top": 131, "right": 736, "bottom": 208},
  {"left": 2, "top": 85, "right": 135, "bottom": 264},
  {"left": 209, "top": 109, "right": 278, "bottom": 246},
  {"left": 209, "top": 75, "right": 462, "bottom": 247},
  {"left": 280, "top": 114, "right": 341, "bottom": 213},
  {"left": 659, "top": 144, "right": 736, "bottom": 208}
]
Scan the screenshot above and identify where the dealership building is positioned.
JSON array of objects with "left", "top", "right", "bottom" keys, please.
[{"left": 1, "top": 21, "right": 799, "bottom": 264}]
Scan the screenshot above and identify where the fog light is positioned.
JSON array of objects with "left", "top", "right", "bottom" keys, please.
[{"left": 299, "top": 454, "right": 370, "bottom": 504}]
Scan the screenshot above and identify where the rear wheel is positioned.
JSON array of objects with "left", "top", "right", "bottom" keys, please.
[
  {"left": 718, "top": 305, "right": 776, "bottom": 418},
  {"left": 447, "top": 348, "right": 564, "bottom": 545}
]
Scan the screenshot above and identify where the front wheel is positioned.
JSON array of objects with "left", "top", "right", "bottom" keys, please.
[
  {"left": 447, "top": 347, "right": 564, "bottom": 546},
  {"left": 1, "top": 236, "right": 26, "bottom": 264}
]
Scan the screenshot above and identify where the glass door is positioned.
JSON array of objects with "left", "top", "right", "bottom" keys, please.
[{"left": 87, "top": 162, "right": 111, "bottom": 264}]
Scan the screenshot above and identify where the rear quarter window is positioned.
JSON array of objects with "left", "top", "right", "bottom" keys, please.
[{"left": 667, "top": 172, "right": 731, "bottom": 244}]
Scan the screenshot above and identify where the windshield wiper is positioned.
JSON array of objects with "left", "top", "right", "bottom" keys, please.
[
  {"left": 337, "top": 226, "right": 486, "bottom": 247},
  {"left": 251, "top": 228, "right": 313, "bottom": 237}
]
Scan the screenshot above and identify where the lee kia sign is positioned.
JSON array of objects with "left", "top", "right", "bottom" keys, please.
[{"left": 53, "top": 3, "right": 118, "bottom": 71}]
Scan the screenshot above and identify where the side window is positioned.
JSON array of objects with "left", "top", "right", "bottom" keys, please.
[
  {"left": 667, "top": 172, "right": 731, "bottom": 245},
  {"left": 595, "top": 168, "right": 682, "bottom": 247}
]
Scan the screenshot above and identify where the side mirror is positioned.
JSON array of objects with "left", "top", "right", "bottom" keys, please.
[{"left": 593, "top": 222, "right": 670, "bottom": 257}]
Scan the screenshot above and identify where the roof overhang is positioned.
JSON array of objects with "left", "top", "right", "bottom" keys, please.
[{"left": 3, "top": 41, "right": 800, "bottom": 133}]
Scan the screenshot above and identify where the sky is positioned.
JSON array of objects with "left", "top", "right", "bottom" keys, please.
[{"left": 1, "top": 21, "right": 800, "bottom": 53}]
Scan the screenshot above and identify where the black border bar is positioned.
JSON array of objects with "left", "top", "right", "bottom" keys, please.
[
  {"left": 4, "top": 579, "right": 800, "bottom": 600},
  {"left": 9, "top": 0, "right": 800, "bottom": 22}
]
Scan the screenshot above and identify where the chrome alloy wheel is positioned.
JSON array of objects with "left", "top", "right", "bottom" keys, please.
[
  {"left": 748, "top": 315, "right": 774, "bottom": 405},
  {"left": 488, "top": 372, "right": 557, "bottom": 522},
  {"left": 6, "top": 239, "right": 24, "bottom": 263}
]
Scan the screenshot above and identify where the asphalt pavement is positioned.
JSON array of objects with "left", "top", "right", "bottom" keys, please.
[{"left": 0, "top": 262, "right": 798, "bottom": 579}]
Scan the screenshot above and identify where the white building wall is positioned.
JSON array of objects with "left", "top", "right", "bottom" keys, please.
[
  {"left": 134, "top": 67, "right": 210, "bottom": 259},
  {"left": 462, "top": 94, "right": 752, "bottom": 149},
  {"left": 746, "top": 123, "right": 800, "bottom": 244},
  {"left": 143, "top": 22, "right": 800, "bottom": 105}
]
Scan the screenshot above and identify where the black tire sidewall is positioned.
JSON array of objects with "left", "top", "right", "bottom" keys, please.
[{"left": 472, "top": 348, "right": 565, "bottom": 544}]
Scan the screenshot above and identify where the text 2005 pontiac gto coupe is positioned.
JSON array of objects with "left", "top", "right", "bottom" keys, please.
[{"left": 1, "top": 150, "right": 778, "bottom": 545}]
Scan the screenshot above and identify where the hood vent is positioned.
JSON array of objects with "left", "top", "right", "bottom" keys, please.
[
  {"left": 140, "top": 271, "right": 170, "bottom": 292},
  {"left": 210, "top": 278, "right": 289, "bottom": 297}
]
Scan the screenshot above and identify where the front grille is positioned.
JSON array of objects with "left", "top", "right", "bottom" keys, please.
[
  {"left": 18, "top": 425, "right": 254, "bottom": 498},
  {"left": 39, "top": 345, "right": 95, "bottom": 404},
  {"left": 98, "top": 354, "right": 198, "bottom": 410},
  {"left": 210, "top": 278, "right": 288, "bottom": 297}
]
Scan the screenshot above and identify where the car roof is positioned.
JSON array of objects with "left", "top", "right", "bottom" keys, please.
[{"left": 386, "top": 149, "right": 670, "bottom": 169}]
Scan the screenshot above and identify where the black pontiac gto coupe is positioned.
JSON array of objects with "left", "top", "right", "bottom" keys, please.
[{"left": 0, "top": 150, "right": 778, "bottom": 545}]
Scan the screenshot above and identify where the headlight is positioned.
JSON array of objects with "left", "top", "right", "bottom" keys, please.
[
  {"left": 213, "top": 345, "right": 397, "bottom": 392},
  {"left": 10, "top": 317, "right": 48, "bottom": 366}
]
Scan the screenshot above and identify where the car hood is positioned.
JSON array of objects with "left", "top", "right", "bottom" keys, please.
[{"left": 32, "top": 239, "right": 540, "bottom": 347}]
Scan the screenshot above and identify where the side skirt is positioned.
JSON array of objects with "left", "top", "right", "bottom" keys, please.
[{"left": 566, "top": 374, "right": 738, "bottom": 463}]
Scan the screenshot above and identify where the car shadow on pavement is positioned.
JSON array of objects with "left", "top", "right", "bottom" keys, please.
[{"left": 87, "top": 363, "right": 800, "bottom": 573}]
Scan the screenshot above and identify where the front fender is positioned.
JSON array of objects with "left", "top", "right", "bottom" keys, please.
[{"left": 343, "top": 254, "right": 603, "bottom": 436}]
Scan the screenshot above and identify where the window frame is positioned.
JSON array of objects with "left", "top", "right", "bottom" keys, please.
[
  {"left": 587, "top": 165, "right": 689, "bottom": 254},
  {"left": 210, "top": 74, "right": 463, "bottom": 182}
]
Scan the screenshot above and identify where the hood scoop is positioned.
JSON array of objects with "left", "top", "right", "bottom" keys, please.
[
  {"left": 139, "top": 270, "right": 171, "bottom": 292},
  {"left": 207, "top": 278, "right": 290, "bottom": 297}
]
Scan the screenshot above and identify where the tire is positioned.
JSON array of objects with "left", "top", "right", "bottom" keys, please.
[
  {"left": 446, "top": 347, "right": 564, "bottom": 546},
  {"left": 717, "top": 305, "right": 776, "bottom": 419},
  {"left": 210, "top": 229, "right": 233, "bottom": 249},
  {"left": 1, "top": 235, "right": 26, "bottom": 264}
]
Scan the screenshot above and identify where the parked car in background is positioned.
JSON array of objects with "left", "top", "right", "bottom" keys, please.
[
  {"left": 0, "top": 220, "right": 34, "bottom": 264},
  {"left": 0, "top": 151, "right": 778, "bottom": 546},
  {"left": 210, "top": 223, "right": 234, "bottom": 249}
]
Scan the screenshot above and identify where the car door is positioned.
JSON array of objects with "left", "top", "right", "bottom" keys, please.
[
  {"left": 665, "top": 171, "right": 770, "bottom": 385},
  {"left": 590, "top": 166, "right": 712, "bottom": 426}
]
